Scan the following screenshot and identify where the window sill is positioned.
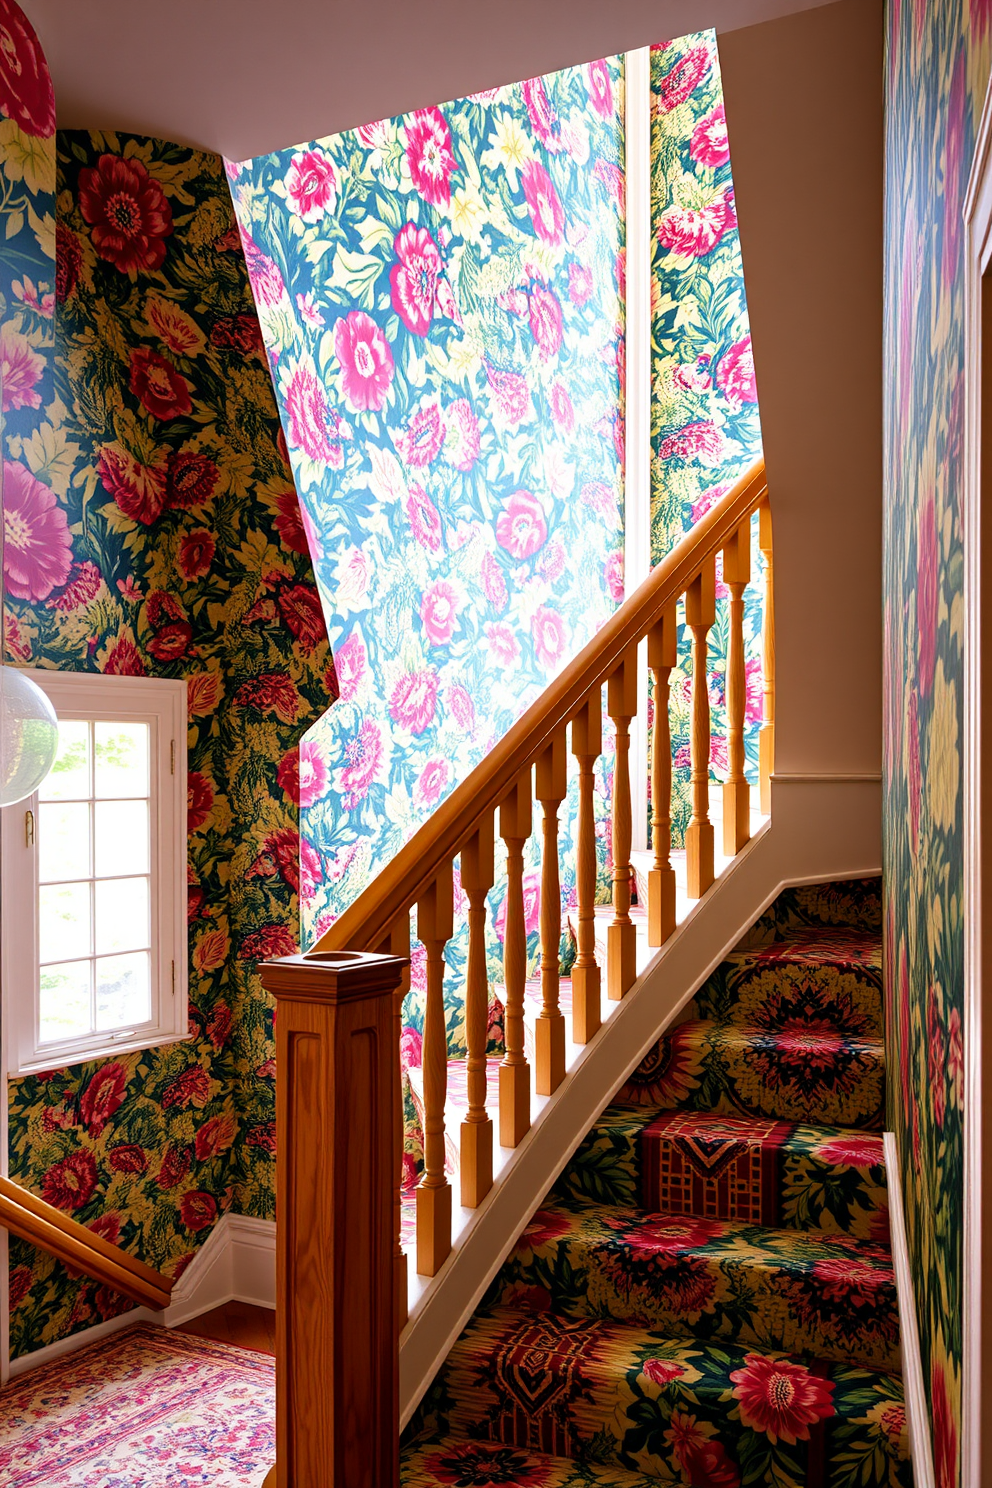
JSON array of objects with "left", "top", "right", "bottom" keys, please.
[{"left": 9, "top": 1029, "right": 193, "bottom": 1078}]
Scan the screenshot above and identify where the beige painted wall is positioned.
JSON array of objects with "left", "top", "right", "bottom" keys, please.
[{"left": 720, "top": 0, "right": 884, "bottom": 777}]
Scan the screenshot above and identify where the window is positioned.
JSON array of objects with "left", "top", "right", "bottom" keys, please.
[{"left": 1, "top": 671, "right": 187, "bottom": 1073}]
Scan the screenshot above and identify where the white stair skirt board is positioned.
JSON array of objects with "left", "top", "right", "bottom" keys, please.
[
  {"left": 399, "top": 773, "right": 882, "bottom": 1427},
  {"left": 884, "top": 1131, "right": 934, "bottom": 1486},
  {"left": 6, "top": 1212, "right": 275, "bottom": 1379}
]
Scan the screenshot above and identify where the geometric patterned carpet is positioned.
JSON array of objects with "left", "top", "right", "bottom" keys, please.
[
  {"left": 402, "top": 879, "right": 913, "bottom": 1486},
  {"left": 0, "top": 1324, "right": 274, "bottom": 1486}
]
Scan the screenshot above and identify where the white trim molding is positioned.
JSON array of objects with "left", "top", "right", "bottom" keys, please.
[
  {"left": 6, "top": 1214, "right": 275, "bottom": 1379},
  {"left": 884, "top": 1132, "right": 934, "bottom": 1487},
  {"left": 962, "top": 64, "right": 992, "bottom": 1488}
]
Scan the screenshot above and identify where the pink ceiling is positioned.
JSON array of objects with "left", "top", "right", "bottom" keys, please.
[{"left": 24, "top": 0, "right": 834, "bottom": 161}]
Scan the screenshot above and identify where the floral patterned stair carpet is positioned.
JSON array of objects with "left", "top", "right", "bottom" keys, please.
[
  {"left": 401, "top": 880, "right": 912, "bottom": 1487},
  {"left": 0, "top": 1324, "right": 274, "bottom": 1486}
]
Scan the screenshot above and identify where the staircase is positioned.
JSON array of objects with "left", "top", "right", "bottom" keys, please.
[{"left": 401, "top": 880, "right": 911, "bottom": 1486}]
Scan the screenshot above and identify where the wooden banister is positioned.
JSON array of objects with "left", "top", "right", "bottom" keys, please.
[
  {"left": 0, "top": 1175, "right": 173, "bottom": 1311},
  {"left": 314, "top": 459, "right": 768, "bottom": 957}
]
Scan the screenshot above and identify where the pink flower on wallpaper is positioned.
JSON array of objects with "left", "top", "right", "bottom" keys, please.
[
  {"left": 2, "top": 460, "right": 72, "bottom": 600},
  {"left": 404, "top": 107, "right": 457, "bottom": 207},
  {"left": 481, "top": 550, "right": 508, "bottom": 612},
  {"left": 656, "top": 44, "right": 712, "bottom": 113},
  {"left": 529, "top": 286, "right": 564, "bottom": 358},
  {"left": 335, "top": 632, "right": 367, "bottom": 702},
  {"left": 550, "top": 380, "right": 575, "bottom": 433},
  {"left": 593, "top": 159, "right": 625, "bottom": 213},
  {"left": 283, "top": 360, "right": 344, "bottom": 467},
  {"left": 744, "top": 656, "right": 763, "bottom": 723},
  {"left": 496, "top": 489, "right": 547, "bottom": 559},
  {"left": 284, "top": 147, "right": 338, "bottom": 221},
  {"left": 272, "top": 489, "right": 310, "bottom": 555},
  {"left": 300, "top": 838, "right": 323, "bottom": 902},
  {"left": 0, "top": 324, "right": 44, "bottom": 409},
  {"left": 78, "top": 154, "right": 173, "bottom": 275},
  {"left": 334, "top": 310, "right": 394, "bottom": 411},
  {"left": 673, "top": 359, "right": 712, "bottom": 394},
  {"left": 298, "top": 740, "right": 329, "bottom": 807},
  {"left": 531, "top": 605, "right": 568, "bottom": 669},
  {"left": 948, "top": 1005, "right": 964, "bottom": 1110},
  {"left": 690, "top": 481, "right": 730, "bottom": 524},
  {"left": 540, "top": 540, "right": 565, "bottom": 583},
  {"left": 340, "top": 719, "right": 384, "bottom": 808},
  {"left": 657, "top": 193, "right": 733, "bottom": 259},
  {"left": 415, "top": 757, "right": 450, "bottom": 808},
  {"left": 0, "top": 1, "right": 55, "bottom": 137},
  {"left": 604, "top": 551, "right": 624, "bottom": 603},
  {"left": 690, "top": 103, "right": 730, "bottom": 167},
  {"left": 177, "top": 528, "right": 215, "bottom": 580},
  {"left": 522, "top": 76, "right": 562, "bottom": 152},
  {"left": 79, "top": 1064, "right": 127, "bottom": 1137},
  {"left": 128, "top": 347, "right": 192, "bottom": 420},
  {"left": 642, "top": 1358, "right": 687, "bottom": 1385},
  {"left": 931, "top": 1359, "right": 958, "bottom": 1488},
  {"left": 443, "top": 398, "right": 480, "bottom": 471},
  {"left": 717, "top": 334, "right": 758, "bottom": 405},
  {"left": 659, "top": 420, "right": 728, "bottom": 465},
  {"left": 495, "top": 871, "right": 541, "bottom": 941},
  {"left": 420, "top": 580, "right": 460, "bottom": 646},
  {"left": 48, "top": 561, "right": 102, "bottom": 612},
  {"left": 908, "top": 686, "right": 922, "bottom": 845},
  {"left": 485, "top": 621, "right": 520, "bottom": 666},
  {"left": 239, "top": 231, "right": 288, "bottom": 310},
  {"left": 448, "top": 683, "right": 476, "bottom": 733},
  {"left": 405, "top": 484, "right": 443, "bottom": 551},
  {"left": 568, "top": 262, "right": 593, "bottom": 306},
  {"left": 916, "top": 491, "right": 938, "bottom": 695},
  {"left": 522, "top": 159, "right": 565, "bottom": 245},
  {"left": 296, "top": 291, "right": 325, "bottom": 328},
  {"left": 585, "top": 58, "right": 614, "bottom": 118},
  {"left": 580, "top": 480, "right": 615, "bottom": 517},
  {"left": 389, "top": 667, "right": 439, "bottom": 734},
  {"left": 485, "top": 364, "right": 531, "bottom": 425},
  {"left": 390, "top": 223, "right": 444, "bottom": 337},
  {"left": 395, "top": 398, "right": 444, "bottom": 466},
  {"left": 399, "top": 1025, "right": 423, "bottom": 1073}
]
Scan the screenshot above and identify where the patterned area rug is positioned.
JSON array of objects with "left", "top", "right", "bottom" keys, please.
[{"left": 0, "top": 1324, "right": 274, "bottom": 1487}]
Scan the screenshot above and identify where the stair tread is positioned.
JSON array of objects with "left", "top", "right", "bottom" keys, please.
[
  {"left": 493, "top": 1197, "right": 898, "bottom": 1370},
  {"left": 402, "top": 1439, "right": 663, "bottom": 1488},
  {"left": 428, "top": 1305, "right": 910, "bottom": 1484}
]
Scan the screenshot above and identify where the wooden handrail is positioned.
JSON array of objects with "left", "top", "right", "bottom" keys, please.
[
  {"left": 314, "top": 458, "right": 768, "bottom": 956},
  {"left": 0, "top": 1175, "right": 173, "bottom": 1311}
]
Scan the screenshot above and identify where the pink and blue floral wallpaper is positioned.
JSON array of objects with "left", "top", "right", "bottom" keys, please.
[
  {"left": 226, "top": 61, "right": 627, "bottom": 943},
  {"left": 884, "top": 2, "right": 992, "bottom": 1484}
]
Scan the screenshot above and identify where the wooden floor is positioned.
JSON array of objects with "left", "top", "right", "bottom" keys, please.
[{"left": 177, "top": 1300, "right": 275, "bottom": 1355}]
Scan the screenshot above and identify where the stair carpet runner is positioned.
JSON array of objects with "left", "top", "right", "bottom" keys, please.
[{"left": 401, "top": 880, "right": 911, "bottom": 1487}]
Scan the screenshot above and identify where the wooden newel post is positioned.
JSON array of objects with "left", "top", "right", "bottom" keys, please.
[{"left": 260, "top": 949, "right": 408, "bottom": 1488}]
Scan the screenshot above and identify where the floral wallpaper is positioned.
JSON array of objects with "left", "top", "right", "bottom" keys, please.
[
  {"left": 226, "top": 59, "right": 626, "bottom": 948},
  {"left": 884, "top": 2, "right": 992, "bottom": 1483},
  {"left": 650, "top": 31, "right": 764, "bottom": 845},
  {"left": 1, "top": 103, "right": 329, "bottom": 1354}
]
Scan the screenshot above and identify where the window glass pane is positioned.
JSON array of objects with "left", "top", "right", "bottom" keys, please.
[
  {"left": 96, "top": 951, "right": 151, "bottom": 1029},
  {"left": 39, "top": 802, "right": 91, "bottom": 883},
  {"left": 94, "top": 800, "right": 149, "bottom": 877},
  {"left": 95, "top": 877, "right": 149, "bottom": 955},
  {"left": 40, "top": 882, "right": 92, "bottom": 962},
  {"left": 40, "top": 961, "right": 93, "bottom": 1043},
  {"left": 95, "top": 722, "right": 149, "bottom": 799},
  {"left": 39, "top": 720, "right": 90, "bottom": 801}
]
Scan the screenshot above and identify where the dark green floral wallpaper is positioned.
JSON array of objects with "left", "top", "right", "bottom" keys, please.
[{"left": 3, "top": 128, "right": 330, "bottom": 1358}]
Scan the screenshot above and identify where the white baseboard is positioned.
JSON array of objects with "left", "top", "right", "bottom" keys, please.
[
  {"left": 884, "top": 1131, "right": 934, "bottom": 1486},
  {"left": 7, "top": 1212, "right": 275, "bottom": 1378}
]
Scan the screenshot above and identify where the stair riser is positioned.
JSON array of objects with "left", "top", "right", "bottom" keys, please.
[
  {"left": 433, "top": 1311, "right": 910, "bottom": 1487},
  {"left": 689, "top": 959, "right": 884, "bottom": 1039}
]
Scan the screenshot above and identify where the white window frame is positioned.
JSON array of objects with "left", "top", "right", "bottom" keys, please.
[{"left": 1, "top": 669, "right": 188, "bottom": 1075}]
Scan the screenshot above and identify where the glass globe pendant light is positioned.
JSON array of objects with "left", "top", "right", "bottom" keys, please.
[{"left": 1, "top": 442, "right": 59, "bottom": 806}]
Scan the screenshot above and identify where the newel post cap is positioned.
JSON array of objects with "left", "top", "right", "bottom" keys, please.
[{"left": 258, "top": 950, "right": 408, "bottom": 1006}]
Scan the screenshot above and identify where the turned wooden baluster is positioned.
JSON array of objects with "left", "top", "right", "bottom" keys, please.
[
  {"left": 499, "top": 771, "right": 532, "bottom": 1147},
  {"left": 571, "top": 690, "right": 602, "bottom": 1043},
  {"left": 460, "top": 815, "right": 495, "bottom": 1207},
  {"left": 647, "top": 602, "right": 678, "bottom": 947},
  {"left": 416, "top": 865, "right": 454, "bottom": 1277},
  {"left": 377, "top": 912, "right": 411, "bottom": 1328},
  {"left": 723, "top": 520, "right": 751, "bottom": 856},
  {"left": 607, "top": 653, "right": 638, "bottom": 1000},
  {"left": 686, "top": 558, "right": 716, "bottom": 899},
  {"left": 759, "top": 501, "right": 775, "bottom": 814},
  {"left": 535, "top": 729, "right": 567, "bottom": 1095}
]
